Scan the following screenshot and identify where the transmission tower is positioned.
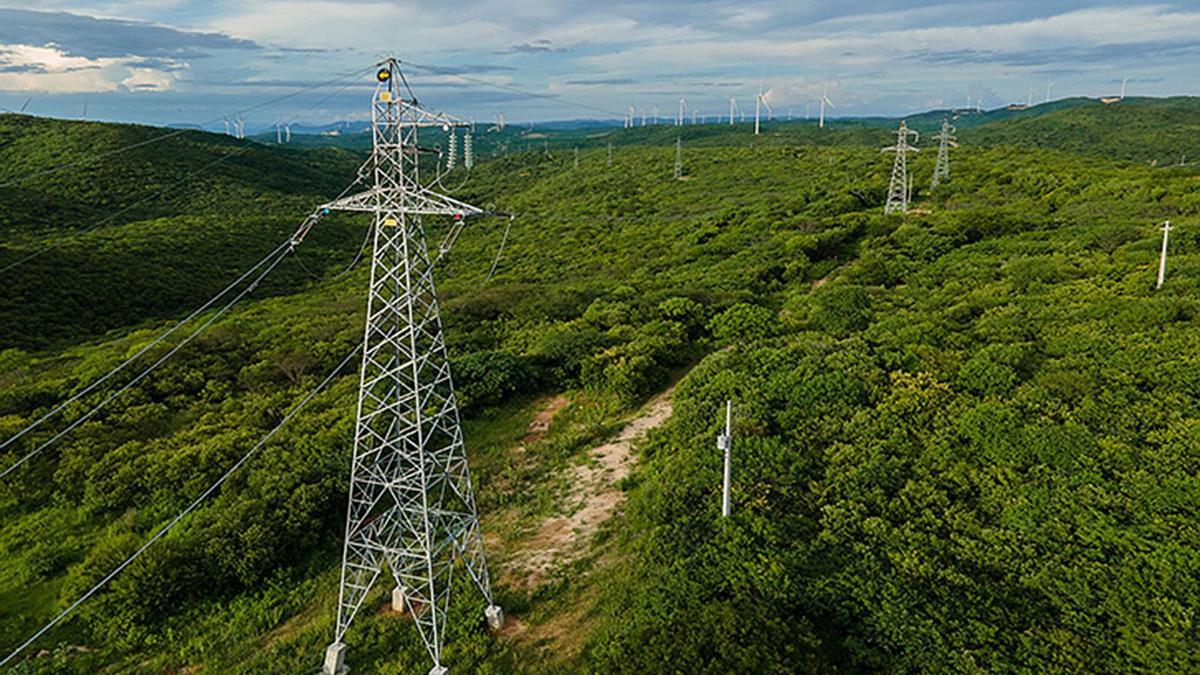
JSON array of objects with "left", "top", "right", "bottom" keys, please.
[
  {"left": 674, "top": 136, "right": 683, "bottom": 180},
  {"left": 883, "top": 121, "right": 919, "bottom": 214},
  {"left": 929, "top": 118, "right": 957, "bottom": 190},
  {"left": 315, "top": 59, "right": 502, "bottom": 675}
]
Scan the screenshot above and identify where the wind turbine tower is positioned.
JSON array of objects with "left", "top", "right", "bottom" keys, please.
[
  {"left": 754, "top": 85, "right": 772, "bottom": 135},
  {"left": 929, "top": 118, "right": 958, "bottom": 190},
  {"left": 678, "top": 98, "right": 686, "bottom": 126},
  {"left": 883, "top": 121, "right": 920, "bottom": 214},
  {"left": 728, "top": 97, "right": 737, "bottom": 125},
  {"left": 819, "top": 81, "right": 835, "bottom": 128},
  {"left": 316, "top": 60, "right": 503, "bottom": 675}
]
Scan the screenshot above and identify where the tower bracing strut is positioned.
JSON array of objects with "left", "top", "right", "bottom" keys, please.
[{"left": 317, "top": 59, "right": 502, "bottom": 675}]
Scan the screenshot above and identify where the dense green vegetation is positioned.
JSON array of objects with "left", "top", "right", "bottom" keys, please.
[{"left": 2, "top": 101, "right": 1200, "bottom": 673}]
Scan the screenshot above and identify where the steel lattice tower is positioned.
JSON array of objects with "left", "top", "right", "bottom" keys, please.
[
  {"left": 318, "top": 59, "right": 502, "bottom": 675},
  {"left": 929, "top": 118, "right": 957, "bottom": 190},
  {"left": 883, "top": 121, "right": 919, "bottom": 215}
]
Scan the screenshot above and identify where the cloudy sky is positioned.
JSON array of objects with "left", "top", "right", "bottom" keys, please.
[{"left": 1, "top": 1, "right": 1198, "bottom": 129}]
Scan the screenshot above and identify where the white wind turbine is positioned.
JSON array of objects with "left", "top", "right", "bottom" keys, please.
[
  {"left": 754, "top": 83, "right": 773, "bottom": 135},
  {"left": 678, "top": 98, "right": 686, "bottom": 125},
  {"left": 728, "top": 97, "right": 738, "bottom": 125},
  {"left": 819, "top": 81, "right": 835, "bottom": 128}
]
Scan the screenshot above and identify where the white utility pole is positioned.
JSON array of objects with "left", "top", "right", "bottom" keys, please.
[
  {"left": 1158, "top": 220, "right": 1173, "bottom": 289},
  {"left": 674, "top": 136, "right": 682, "bottom": 179},
  {"left": 718, "top": 400, "right": 732, "bottom": 518}
]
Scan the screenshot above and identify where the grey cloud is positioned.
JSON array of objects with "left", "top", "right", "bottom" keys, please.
[
  {"left": 0, "top": 8, "right": 259, "bottom": 59},
  {"left": 499, "top": 39, "right": 568, "bottom": 55}
]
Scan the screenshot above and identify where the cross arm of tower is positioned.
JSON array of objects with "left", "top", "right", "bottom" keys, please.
[
  {"left": 401, "top": 101, "right": 473, "bottom": 129},
  {"left": 321, "top": 186, "right": 485, "bottom": 217}
]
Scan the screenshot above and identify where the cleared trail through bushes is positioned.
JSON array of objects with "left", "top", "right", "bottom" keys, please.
[{"left": 512, "top": 388, "right": 675, "bottom": 588}]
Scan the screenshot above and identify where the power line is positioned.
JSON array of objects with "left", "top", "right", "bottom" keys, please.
[
  {"left": 0, "top": 237, "right": 291, "bottom": 458},
  {"left": 0, "top": 343, "right": 361, "bottom": 669},
  {"left": 0, "top": 64, "right": 375, "bottom": 190},
  {"left": 0, "top": 241, "right": 292, "bottom": 480}
]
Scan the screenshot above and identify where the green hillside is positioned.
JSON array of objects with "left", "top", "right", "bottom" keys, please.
[
  {"left": 965, "top": 96, "right": 1200, "bottom": 165},
  {"left": 0, "top": 114, "right": 365, "bottom": 349},
  {"left": 2, "top": 105, "right": 1200, "bottom": 674}
]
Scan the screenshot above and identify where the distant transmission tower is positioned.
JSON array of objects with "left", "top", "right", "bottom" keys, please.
[
  {"left": 674, "top": 136, "right": 683, "bottom": 179},
  {"left": 883, "top": 121, "right": 920, "bottom": 214},
  {"left": 929, "top": 118, "right": 957, "bottom": 190},
  {"left": 314, "top": 59, "right": 502, "bottom": 675}
]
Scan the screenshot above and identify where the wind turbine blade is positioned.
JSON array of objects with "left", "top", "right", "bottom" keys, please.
[{"left": 19, "top": 97, "right": 31, "bottom": 113}]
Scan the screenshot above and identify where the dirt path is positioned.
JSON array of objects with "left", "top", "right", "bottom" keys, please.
[{"left": 509, "top": 389, "right": 675, "bottom": 588}]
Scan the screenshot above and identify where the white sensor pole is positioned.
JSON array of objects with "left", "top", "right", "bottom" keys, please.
[
  {"left": 718, "top": 400, "right": 732, "bottom": 518},
  {"left": 1158, "top": 220, "right": 1173, "bottom": 289}
]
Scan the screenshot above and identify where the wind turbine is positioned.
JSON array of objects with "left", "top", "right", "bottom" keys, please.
[
  {"left": 678, "top": 98, "right": 686, "bottom": 126},
  {"left": 284, "top": 124, "right": 292, "bottom": 143},
  {"left": 627, "top": 104, "right": 635, "bottom": 128},
  {"left": 19, "top": 97, "right": 31, "bottom": 113},
  {"left": 652, "top": 105, "right": 659, "bottom": 125},
  {"left": 728, "top": 97, "right": 737, "bottom": 125},
  {"left": 1121, "top": 77, "right": 1128, "bottom": 100},
  {"left": 1045, "top": 81, "right": 1054, "bottom": 103},
  {"left": 754, "top": 83, "right": 772, "bottom": 135},
  {"left": 819, "top": 81, "right": 835, "bottom": 128}
]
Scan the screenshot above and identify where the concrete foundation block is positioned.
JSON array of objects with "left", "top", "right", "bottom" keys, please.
[
  {"left": 485, "top": 604, "right": 505, "bottom": 630},
  {"left": 322, "top": 642, "right": 346, "bottom": 674}
]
